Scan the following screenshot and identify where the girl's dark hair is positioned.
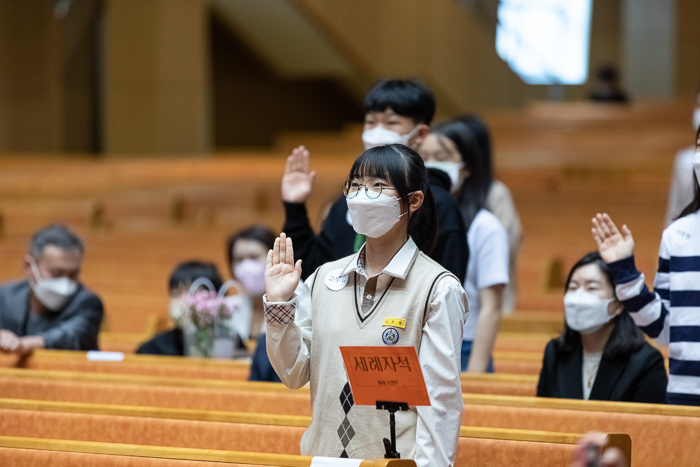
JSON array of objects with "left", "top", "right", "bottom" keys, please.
[
  {"left": 678, "top": 124, "right": 700, "bottom": 219},
  {"left": 347, "top": 144, "right": 438, "bottom": 254},
  {"left": 456, "top": 115, "right": 494, "bottom": 194},
  {"left": 554, "top": 252, "right": 645, "bottom": 359},
  {"left": 226, "top": 225, "right": 276, "bottom": 272},
  {"left": 431, "top": 120, "right": 488, "bottom": 230}
]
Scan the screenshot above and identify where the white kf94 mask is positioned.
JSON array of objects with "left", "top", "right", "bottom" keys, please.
[
  {"left": 346, "top": 190, "right": 407, "bottom": 238},
  {"left": 29, "top": 258, "right": 79, "bottom": 311},
  {"left": 362, "top": 126, "right": 419, "bottom": 150},
  {"left": 424, "top": 160, "right": 464, "bottom": 192},
  {"left": 564, "top": 289, "right": 617, "bottom": 335}
]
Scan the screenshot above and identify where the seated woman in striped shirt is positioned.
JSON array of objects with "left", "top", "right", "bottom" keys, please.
[
  {"left": 591, "top": 126, "right": 700, "bottom": 406},
  {"left": 537, "top": 252, "right": 667, "bottom": 403}
]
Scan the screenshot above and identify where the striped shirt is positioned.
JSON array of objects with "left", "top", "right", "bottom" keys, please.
[{"left": 609, "top": 210, "right": 700, "bottom": 405}]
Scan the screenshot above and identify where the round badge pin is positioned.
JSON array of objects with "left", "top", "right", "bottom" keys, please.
[
  {"left": 382, "top": 327, "right": 399, "bottom": 345},
  {"left": 325, "top": 268, "right": 348, "bottom": 291}
]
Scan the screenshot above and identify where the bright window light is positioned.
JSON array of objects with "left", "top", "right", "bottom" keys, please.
[{"left": 496, "top": 0, "right": 593, "bottom": 85}]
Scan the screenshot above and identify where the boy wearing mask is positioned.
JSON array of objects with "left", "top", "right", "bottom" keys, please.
[
  {"left": 281, "top": 79, "right": 468, "bottom": 281},
  {"left": 136, "top": 261, "right": 223, "bottom": 356}
]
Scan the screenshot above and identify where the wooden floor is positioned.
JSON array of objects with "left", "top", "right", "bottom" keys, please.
[{"left": 0, "top": 100, "right": 692, "bottom": 335}]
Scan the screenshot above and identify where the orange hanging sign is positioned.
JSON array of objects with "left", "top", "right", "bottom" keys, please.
[{"left": 339, "top": 346, "right": 431, "bottom": 406}]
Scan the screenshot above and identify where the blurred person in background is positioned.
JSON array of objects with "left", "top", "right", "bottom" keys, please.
[
  {"left": 537, "top": 252, "right": 667, "bottom": 403},
  {"left": 281, "top": 79, "right": 468, "bottom": 283},
  {"left": 457, "top": 115, "right": 522, "bottom": 313},
  {"left": 419, "top": 120, "right": 509, "bottom": 373},
  {"left": 589, "top": 64, "right": 629, "bottom": 103},
  {"left": 137, "top": 261, "right": 223, "bottom": 356},
  {"left": 571, "top": 433, "right": 627, "bottom": 467},
  {"left": 665, "top": 87, "right": 700, "bottom": 225},
  {"left": 227, "top": 225, "right": 276, "bottom": 341},
  {"left": 226, "top": 225, "right": 281, "bottom": 382},
  {"left": 0, "top": 224, "right": 103, "bottom": 354}
]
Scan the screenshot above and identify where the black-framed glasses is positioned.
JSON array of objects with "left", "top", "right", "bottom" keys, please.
[{"left": 343, "top": 179, "right": 397, "bottom": 199}]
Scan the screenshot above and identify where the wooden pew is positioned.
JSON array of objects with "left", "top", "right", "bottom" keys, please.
[
  {"left": 0, "top": 350, "right": 250, "bottom": 381},
  {"left": 0, "top": 366, "right": 538, "bottom": 403},
  {"left": 0, "top": 349, "right": 547, "bottom": 385},
  {"left": 0, "top": 435, "right": 411, "bottom": 467},
  {"left": 6, "top": 367, "right": 687, "bottom": 467},
  {"left": 0, "top": 398, "right": 631, "bottom": 467},
  {"left": 0, "top": 368, "right": 311, "bottom": 414},
  {"left": 460, "top": 394, "right": 697, "bottom": 467}
]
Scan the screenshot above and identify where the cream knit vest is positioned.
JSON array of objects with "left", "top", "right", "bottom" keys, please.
[{"left": 300, "top": 248, "right": 455, "bottom": 459}]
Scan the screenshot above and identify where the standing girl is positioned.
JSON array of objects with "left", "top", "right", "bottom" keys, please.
[
  {"left": 419, "top": 121, "right": 509, "bottom": 372},
  {"left": 592, "top": 126, "right": 700, "bottom": 405},
  {"left": 264, "top": 144, "right": 467, "bottom": 466}
]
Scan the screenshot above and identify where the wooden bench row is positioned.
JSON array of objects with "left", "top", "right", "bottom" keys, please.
[
  {"left": 0, "top": 398, "right": 631, "bottom": 467},
  {"left": 0, "top": 350, "right": 541, "bottom": 393},
  {"left": 1, "top": 366, "right": 696, "bottom": 466},
  {"left": 0, "top": 435, "right": 412, "bottom": 467}
]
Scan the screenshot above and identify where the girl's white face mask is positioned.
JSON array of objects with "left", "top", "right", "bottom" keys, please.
[
  {"left": 564, "top": 289, "right": 616, "bottom": 335},
  {"left": 424, "top": 160, "right": 464, "bottom": 193},
  {"left": 362, "top": 126, "right": 419, "bottom": 150},
  {"left": 346, "top": 190, "right": 407, "bottom": 238}
]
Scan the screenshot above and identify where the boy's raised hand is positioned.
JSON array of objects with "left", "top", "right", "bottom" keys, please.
[
  {"left": 282, "top": 146, "right": 316, "bottom": 203},
  {"left": 264, "top": 233, "right": 302, "bottom": 303},
  {"left": 591, "top": 213, "right": 635, "bottom": 264}
]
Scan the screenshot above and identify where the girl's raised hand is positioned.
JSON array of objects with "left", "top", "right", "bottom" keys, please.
[
  {"left": 264, "top": 233, "right": 302, "bottom": 303},
  {"left": 591, "top": 213, "right": 635, "bottom": 263}
]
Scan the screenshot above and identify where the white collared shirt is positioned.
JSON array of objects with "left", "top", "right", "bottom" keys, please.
[{"left": 264, "top": 237, "right": 468, "bottom": 467}]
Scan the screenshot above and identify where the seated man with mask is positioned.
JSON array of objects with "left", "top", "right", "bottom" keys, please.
[{"left": 0, "top": 224, "right": 103, "bottom": 354}]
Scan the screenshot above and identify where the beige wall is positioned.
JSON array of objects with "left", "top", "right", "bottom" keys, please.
[
  {"left": 292, "top": 0, "right": 627, "bottom": 114},
  {"left": 102, "top": 0, "right": 211, "bottom": 154},
  {"left": 0, "top": 1, "right": 62, "bottom": 152},
  {"left": 676, "top": 0, "right": 700, "bottom": 98},
  {"left": 1, "top": 0, "right": 699, "bottom": 153}
]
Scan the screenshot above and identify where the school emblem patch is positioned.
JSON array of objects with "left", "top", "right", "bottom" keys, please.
[{"left": 382, "top": 327, "right": 399, "bottom": 345}]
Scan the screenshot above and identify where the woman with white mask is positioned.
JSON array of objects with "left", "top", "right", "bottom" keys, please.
[
  {"left": 537, "top": 252, "right": 666, "bottom": 403},
  {"left": 264, "top": 144, "right": 467, "bottom": 467}
]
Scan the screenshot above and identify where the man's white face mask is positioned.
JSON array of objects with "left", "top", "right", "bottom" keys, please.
[
  {"left": 29, "top": 258, "right": 78, "bottom": 311},
  {"left": 362, "top": 126, "right": 419, "bottom": 150}
]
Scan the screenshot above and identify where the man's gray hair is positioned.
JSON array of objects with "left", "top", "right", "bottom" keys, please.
[{"left": 29, "top": 224, "right": 84, "bottom": 259}]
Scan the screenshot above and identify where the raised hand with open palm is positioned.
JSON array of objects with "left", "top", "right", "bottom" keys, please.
[
  {"left": 281, "top": 146, "right": 316, "bottom": 203},
  {"left": 591, "top": 213, "right": 635, "bottom": 263},
  {"left": 265, "top": 233, "right": 302, "bottom": 303}
]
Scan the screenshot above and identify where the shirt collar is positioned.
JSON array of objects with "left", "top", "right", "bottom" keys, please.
[{"left": 339, "top": 236, "right": 419, "bottom": 280}]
